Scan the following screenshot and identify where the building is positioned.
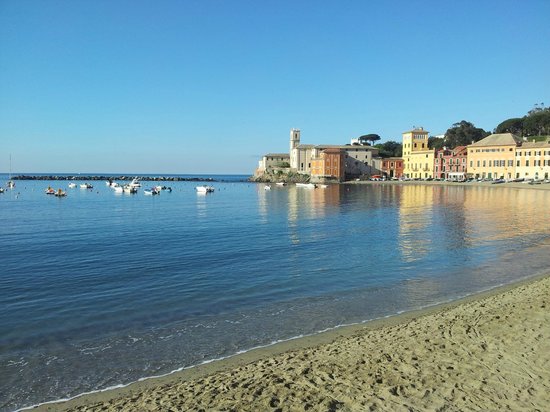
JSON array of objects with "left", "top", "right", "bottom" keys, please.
[
  {"left": 289, "top": 129, "right": 380, "bottom": 178},
  {"left": 255, "top": 153, "right": 290, "bottom": 177},
  {"left": 434, "top": 146, "right": 468, "bottom": 180},
  {"left": 402, "top": 127, "right": 434, "bottom": 179},
  {"left": 467, "top": 133, "right": 521, "bottom": 180},
  {"left": 377, "top": 157, "right": 404, "bottom": 179},
  {"left": 515, "top": 141, "right": 550, "bottom": 180},
  {"left": 310, "top": 148, "right": 346, "bottom": 182}
]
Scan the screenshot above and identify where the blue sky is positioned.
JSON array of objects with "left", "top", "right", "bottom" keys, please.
[{"left": 1, "top": 0, "right": 549, "bottom": 174}]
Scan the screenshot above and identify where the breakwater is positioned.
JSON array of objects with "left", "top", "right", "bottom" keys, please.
[{"left": 12, "top": 175, "right": 241, "bottom": 182}]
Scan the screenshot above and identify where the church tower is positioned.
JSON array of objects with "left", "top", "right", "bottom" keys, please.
[
  {"left": 290, "top": 128, "right": 300, "bottom": 170},
  {"left": 290, "top": 128, "right": 300, "bottom": 152}
]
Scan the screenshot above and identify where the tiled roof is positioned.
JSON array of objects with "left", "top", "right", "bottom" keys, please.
[
  {"left": 264, "top": 153, "right": 290, "bottom": 158},
  {"left": 518, "top": 141, "right": 550, "bottom": 149},
  {"left": 469, "top": 133, "right": 521, "bottom": 147}
]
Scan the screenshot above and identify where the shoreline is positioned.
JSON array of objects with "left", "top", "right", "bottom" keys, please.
[{"left": 29, "top": 271, "right": 550, "bottom": 411}]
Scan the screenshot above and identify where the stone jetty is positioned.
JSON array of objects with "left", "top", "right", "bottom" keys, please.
[{"left": 11, "top": 175, "right": 236, "bottom": 182}]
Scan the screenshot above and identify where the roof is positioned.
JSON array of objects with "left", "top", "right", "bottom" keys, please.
[
  {"left": 469, "top": 133, "right": 521, "bottom": 147},
  {"left": 518, "top": 141, "right": 550, "bottom": 149},
  {"left": 296, "top": 144, "right": 315, "bottom": 149},
  {"left": 403, "top": 128, "right": 429, "bottom": 134},
  {"left": 264, "top": 153, "right": 290, "bottom": 158},
  {"left": 315, "top": 144, "right": 378, "bottom": 150},
  {"left": 453, "top": 146, "right": 467, "bottom": 155}
]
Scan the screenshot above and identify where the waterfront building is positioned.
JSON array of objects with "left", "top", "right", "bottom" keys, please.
[
  {"left": 434, "top": 146, "right": 468, "bottom": 180},
  {"left": 255, "top": 153, "right": 290, "bottom": 177},
  {"left": 515, "top": 141, "right": 550, "bottom": 180},
  {"left": 402, "top": 127, "right": 435, "bottom": 179},
  {"left": 467, "top": 133, "right": 521, "bottom": 180},
  {"left": 289, "top": 129, "right": 380, "bottom": 178},
  {"left": 376, "top": 157, "right": 404, "bottom": 179},
  {"left": 310, "top": 148, "right": 346, "bottom": 182}
]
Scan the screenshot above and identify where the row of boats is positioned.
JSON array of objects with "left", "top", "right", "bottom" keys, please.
[
  {"left": 264, "top": 182, "right": 328, "bottom": 190},
  {"left": 41, "top": 178, "right": 216, "bottom": 197}
]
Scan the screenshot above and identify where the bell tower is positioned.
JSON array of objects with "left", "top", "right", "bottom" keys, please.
[{"left": 290, "top": 128, "right": 300, "bottom": 170}]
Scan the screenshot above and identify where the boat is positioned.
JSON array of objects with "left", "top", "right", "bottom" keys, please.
[
  {"left": 144, "top": 187, "right": 160, "bottom": 195},
  {"left": 123, "top": 185, "right": 138, "bottom": 194},
  {"left": 0, "top": 187, "right": 4, "bottom": 193},
  {"left": 80, "top": 183, "right": 93, "bottom": 189},
  {"left": 196, "top": 185, "right": 215, "bottom": 193},
  {"left": 68, "top": 183, "right": 77, "bottom": 188},
  {"left": 7, "top": 154, "right": 15, "bottom": 189},
  {"left": 129, "top": 177, "right": 141, "bottom": 188},
  {"left": 264, "top": 185, "right": 271, "bottom": 190},
  {"left": 296, "top": 183, "right": 316, "bottom": 189},
  {"left": 113, "top": 186, "right": 124, "bottom": 193},
  {"left": 275, "top": 182, "right": 286, "bottom": 186},
  {"left": 319, "top": 184, "right": 328, "bottom": 188},
  {"left": 54, "top": 189, "right": 67, "bottom": 197},
  {"left": 45, "top": 186, "right": 56, "bottom": 195}
]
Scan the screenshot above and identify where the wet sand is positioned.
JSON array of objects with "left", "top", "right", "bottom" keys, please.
[{"left": 33, "top": 274, "right": 550, "bottom": 411}]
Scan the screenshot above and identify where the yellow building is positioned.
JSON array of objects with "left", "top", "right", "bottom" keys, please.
[
  {"left": 467, "top": 133, "right": 521, "bottom": 180},
  {"left": 402, "top": 127, "right": 434, "bottom": 179},
  {"left": 515, "top": 141, "right": 550, "bottom": 181}
]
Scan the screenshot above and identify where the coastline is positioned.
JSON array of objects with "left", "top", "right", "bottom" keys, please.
[
  {"left": 30, "top": 272, "right": 550, "bottom": 411},
  {"left": 345, "top": 179, "right": 550, "bottom": 190}
]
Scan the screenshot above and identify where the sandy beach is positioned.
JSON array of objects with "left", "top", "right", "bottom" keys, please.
[{"left": 32, "top": 274, "right": 550, "bottom": 412}]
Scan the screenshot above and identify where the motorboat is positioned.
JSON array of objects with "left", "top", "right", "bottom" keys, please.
[
  {"left": 295, "top": 183, "right": 316, "bottom": 189},
  {"left": 144, "top": 187, "right": 160, "bottom": 195},
  {"left": 0, "top": 187, "right": 4, "bottom": 193},
  {"left": 45, "top": 187, "right": 56, "bottom": 195},
  {"left": 129, "top": 177, "right": 141, "bottom": 188},
  {"left": 196, "top": 185, "right": 215, "bottom": 193},
  {"left": 54, "top": 189, "right": 67, "bottom": 197},
  {"left": 123, "top": 185, "right": 138, "bottom": 194},
  {"left": 275, "top": 182, "right": 286, "bottom": 186},
  {"left": 68, "top": 183, "right": 77, "bottom": 188},
  {"left": 80, "top": 183, "right": 93, "bottom": 189},
  {"left": 264, "top": 185, "right": 271, "bottom": 190},
  {"left": 113, "top": 186, "right": 124, "bottom": 193}
]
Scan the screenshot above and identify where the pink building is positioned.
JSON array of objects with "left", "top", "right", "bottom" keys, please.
[{"left": 434, "top": 146, "right": 468, "bottom": 180}]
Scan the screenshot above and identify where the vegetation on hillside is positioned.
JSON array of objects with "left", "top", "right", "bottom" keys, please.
[
  {"left": 373, "top": 141, "right": 402, "bottom": 158},
  {"left": 496, "top": 105, "right": 550, "bottom": 137}
]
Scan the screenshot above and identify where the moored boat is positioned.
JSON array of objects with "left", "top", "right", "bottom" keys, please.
[
  {"left": 144, "top": 187, "right": 160, "bottom": 195},
  {"left": 264, "top": 185, "right": 271, "bottom": 190},
  {"left": 196, "top": 185, "right": 215, "bottom": 193},
  {"left": 68, "top": 183, "right": 77, "bottom": 188},
  {"left": 45, "top": 186, "right": 56, "bottom": 195},
  {"left": 80, "top": 183, "right": 93, "bottom": 189},
  {"left": 54, "top": 189, "right": 67, "bottom": 197},
  {"left": 296, "top": 183, "right": 317, "bottom": 189}
]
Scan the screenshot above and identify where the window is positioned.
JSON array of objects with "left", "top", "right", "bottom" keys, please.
[
  {"left": 470, "top": 161, "right": 473, "bottom": 167},
  {"left": 483, "top": 160, "right": 486, "bottom": 167},
  {"left": 526, "top": 160, "right": 529, "bottom": 166}
]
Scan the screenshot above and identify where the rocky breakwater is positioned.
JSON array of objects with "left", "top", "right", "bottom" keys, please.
[{"left": 13, "top": 175, "right": 221, "bottom": 182}]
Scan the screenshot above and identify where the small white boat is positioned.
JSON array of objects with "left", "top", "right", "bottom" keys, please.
[
  {"left": 275, "top": 182, "right": 286, "bottom": 186},
  {"left": 68, "top": 183, "right": 77, "bottom": 188},
  {"left": 54, "top": 189, "right": 67, "bottom": 197},
  {"left": 264, "top": 185, "right": 271, "bottom": 190},
  {"left": 0, "top": 187, "right": 4, "bottom": 193},
  {"left": 144, "top": 187, "right": 160, "bottom": 195},
  {"left": 45, "top": 187, "right": 56, "bottom": 195},
  {"left": 196, "top": 185, "right": 215, "bottom": 193},
  {"left": 123, "top": 185, "right": 138, "bottom": 194},
  {"left": 296, "top": 183, "right": 316, "bottom": 189},
  {"left": 129, "top": 177, "right": 141, "bottom": 188},
  {"left": 113, "top": 186, "right": 124, "bottom": 193},
  {"left": 80, "top": 183, "right": 93, "bottom": 189},
  {"left": 8, "top": 181, "right": 15, "bottom": 189}
]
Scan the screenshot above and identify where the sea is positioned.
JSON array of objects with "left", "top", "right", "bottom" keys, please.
[{"left": 1, "top": 174, "right": 549, "bottom": 411}]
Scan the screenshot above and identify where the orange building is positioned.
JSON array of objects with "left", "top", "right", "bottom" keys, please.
[
  {"left": 380, "top": 157, "right": 404, "bottom": 179},
  {"left": 311, "top": 148, "right": 345, "bottom": 182}
]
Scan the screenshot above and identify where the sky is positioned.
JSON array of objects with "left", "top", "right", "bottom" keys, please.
[{"left": 1, "top": 0, "right": 549, "bottom": 174}]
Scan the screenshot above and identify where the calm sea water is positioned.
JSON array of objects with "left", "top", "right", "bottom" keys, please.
[{"left": 1, "top": 176, "right": 549, "bottom": 411}]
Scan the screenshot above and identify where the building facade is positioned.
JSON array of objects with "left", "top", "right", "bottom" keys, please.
[
  {"left": 434, "top": 146, "right": 467, "bottom": 180},
  {"left": 467, "top": 133, "right": 521, "bottom": 180},
  {"left": 311, "top": 148, "right": 346, "bottom": 182},
  {"left": 402, "top": 127, "right": 434, "bottom": 179},
  {"left": 515, "top": 141, "right": 550, "bottom": 180},
  {"left": 378, "top": 157, "right": 404, "bottom": 178},
  {"left": 255, "top": 153, "right": 290, "bottom": 177}
]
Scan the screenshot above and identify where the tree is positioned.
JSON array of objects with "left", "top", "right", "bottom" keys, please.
[
  {"left": 444, "top": 121, "right": 489, "bottom": 149},
  {"left": 358, "top": 134, "right": 381, "bottom": 146},
  {"left": 495, "top": 118, "right": 523, "bottom": 135},
  {"left": 428, "top": 136, "right": 445, "bottom": 150},
  {"left": 374, "top": 141, "right": 402, "bottom": 158},
  {"left": 522, "top": 109, "right": 550, "bottom": 136}
]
